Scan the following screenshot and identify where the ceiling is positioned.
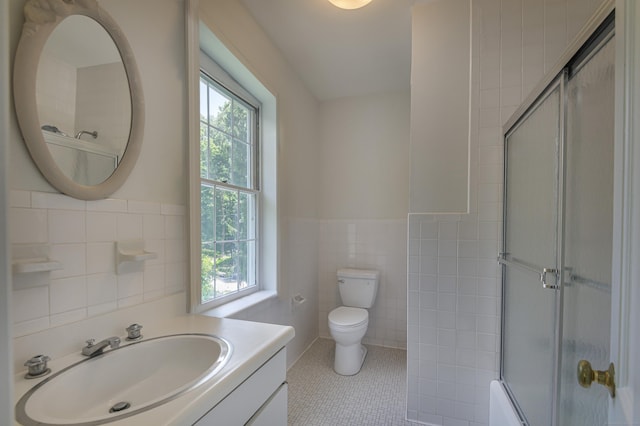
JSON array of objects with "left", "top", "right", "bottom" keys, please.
[{"left": 240, "top": 0, "right": 416, "bottom": 101}]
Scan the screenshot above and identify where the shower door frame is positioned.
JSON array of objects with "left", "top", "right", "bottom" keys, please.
[
  {"left": 499, "top": 72, "right": 567, "bottom": 426},
  {"left": 499, "top": 3, "right": 616, "bottom": 425}
]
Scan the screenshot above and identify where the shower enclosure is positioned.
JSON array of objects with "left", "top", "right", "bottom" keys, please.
[{"left": 499, "top": 10, "right": 615, "bottom": 426}]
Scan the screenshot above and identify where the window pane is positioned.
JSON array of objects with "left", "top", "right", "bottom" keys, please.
[
  {"left": 238, "top": 192, "right": 255, "bottom": 240},
  {"left": 208, "top": 85, "right": 231, "bottom": 127},
  {"left": 215, "top": 187, "right": 238, "bottom": 242},
  {"left": 199, "top": 123, "right": 209, "bottom": 178},
  {"left": 201, "top": 241, "right": 216, "bottom": 303},
  {"left": 231, "top": 139, "right": 250, "bottom": 188},
  {"left": 208, "top": 129, "right": 231, "bottom": 182},
  {"left": 201, "top": 184, "right": 215, "bottom": 243},
  {"left": 237, "top": 240, "right": 256, "bottom": 290},
  {"left": 215, "top": 241, "right": 237, "bottom": 298},
  {"left": 199, "top": 80, "right": 208, "bottom": 121},
  {"left": 232, "top": 101, "right": 249, "bottom": 141}
]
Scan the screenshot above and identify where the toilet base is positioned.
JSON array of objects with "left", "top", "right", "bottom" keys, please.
[{"left": 334, "top": 343, "right": 367, "bottom": 376}]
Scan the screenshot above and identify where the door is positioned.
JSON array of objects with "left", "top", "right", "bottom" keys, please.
[
  {"left": 501, "top": 77, "right": 564, "bottom": 426},
  {"left": 500, "top": 15, "right": 619, "bottom": 426},
  {"left": 559, "top": 29, "right": 615, "bottom": 426}
]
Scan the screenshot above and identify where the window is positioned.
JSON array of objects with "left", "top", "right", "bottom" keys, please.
[
  {"left": 189, "top": 35, "right": 278, "bottom": 314},
  {"left": 198, "top": 68, "right": 260, "bottom": 306}
]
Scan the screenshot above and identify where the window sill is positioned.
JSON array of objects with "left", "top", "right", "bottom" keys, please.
[{"left": 199, "top": 290, "right": 278, "bottom": 319}]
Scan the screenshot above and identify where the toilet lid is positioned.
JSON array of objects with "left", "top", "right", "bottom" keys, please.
[{"left": 329, "top": 307, "right": 368, "bottom": 327}]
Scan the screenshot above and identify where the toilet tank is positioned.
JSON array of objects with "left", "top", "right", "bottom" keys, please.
[{"left": 337, "top": 268, "right": 380, "bottom": 308}]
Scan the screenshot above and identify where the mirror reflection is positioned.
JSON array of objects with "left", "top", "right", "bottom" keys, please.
[{"left": 36, "top": 15, "right": 131, "bottom": 186}]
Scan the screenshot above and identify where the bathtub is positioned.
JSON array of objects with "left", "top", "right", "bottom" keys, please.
[{"left": 489, "top": 380, "right": 523, "bottom": 426}]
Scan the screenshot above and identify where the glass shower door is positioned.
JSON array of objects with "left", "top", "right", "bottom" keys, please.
[
  {"left": 559, "top": 31, "right": 615, "bottom": 426},
  {"left": 501, "top": 79, "right": 563, "bottom": 426},
  {"left": 501, "top": 18, "right": 616, "bottom": 425}
]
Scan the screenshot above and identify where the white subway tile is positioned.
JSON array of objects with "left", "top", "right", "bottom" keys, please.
[
  {"left": 127, "top": 200, "right": 161, "bottom": 214},
  {"left": 477, "top": 296, "right": 498, "bottom": 316},
  {"left": 13, "top": 317, "right": 50, "bottom": 337},
  {"left": 143, "top": 289, "right": 165, "bottom": 301},
  {"left": 459, "top": 258, "right": 478, "bottom": 277},
  {"left": 13, "top": 286, "right": 50, "bottom": 323},
  {"left": 144, "top": 264, "right": 165, "bottom": 293},
  {"left": 439, "top": 222, "right": 458, "bottom": 240},
  {"left": 117, "top": 271, "right": 143, "bottom": 299},
  {"left": 161, "top": 203, "right": 186, "bottom": 216},
  {"left": 439, "top": 240, "right": 457, "bottom": 257},
  {"left": 87, "top": 273, "right": 117, "bottom": 306},
  {"left": 116, "top": 213, "right": 143, "bottom": 240},
  {"left": 86, "top": 242, "right": 115, "bottom": 274},
  {"left": 49, "top": 209, "right": 86, "bottom": 243},
  {"left": 50, "top": 276, "right": 87, "bottom": 314},
  {"left": 438, "top": 276, "right": 457, "bottom": 293},
  {"left": 438, "top": 381, "right": 457, "bottom": 400},
  {"left": 165, "top": 262, "right": 187, "bottom": 292},
  {"left": 50, "top": 244, "right": 86, "bottom": 279},
  {"left": 86, "top": 212, "right": 117, "bottom": 242},
  {"left": 88, "top": 301, "right": 118, "bottom": 317},
  {"left": 165, "top": 215, "right": 185, "bottom": 239},
  {"left": 50, "top": 308, "right": 87, "bottom": 327},
  {"left": 438, "top": 257, "right": 457, "bottom": 276},
  {"left": 10, "top": 190, "right": 31, "bottom": 208},
  {"left": 10, "top": 208, "right": 48, "bottom": 244},
  {"left": 165, "top": 239, "right": 187, "bottom": 263},
  {"left": 32, "top": 192, "right": 85, "bottom": 210},
  {"left": 86, "top": 198, "right": 127, "bottom": 213},
  {"left": 143, "top": 214, "right": 165, "bottom": 240},
  {"left": 117, "top": 294, "right": 144, "bottom": 308}
]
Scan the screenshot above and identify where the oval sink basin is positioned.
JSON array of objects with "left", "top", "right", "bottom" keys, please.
[{"left": 16, "top": 333, "right": 231, "bottom": 425}]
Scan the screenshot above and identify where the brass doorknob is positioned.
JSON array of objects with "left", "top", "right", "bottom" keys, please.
[{"left": 577, "top": 360, "right": 616, "bottom": 398}]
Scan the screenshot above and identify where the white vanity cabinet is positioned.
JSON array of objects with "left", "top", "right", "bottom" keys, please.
[{"left": 195, "top": 348, "right": 287, "bottom": 425}]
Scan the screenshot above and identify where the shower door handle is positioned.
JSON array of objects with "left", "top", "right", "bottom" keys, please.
[
  {"left": 577, "top": 360, "right": 616, "bottom": 398},
  {"left": 497, "top": 256, "right": 560, "bottom": 290},
  {"left": 541, "top": 268, "right": 559, "bottom": 289}
]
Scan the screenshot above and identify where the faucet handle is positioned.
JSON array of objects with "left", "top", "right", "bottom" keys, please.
[
  {"left": 85, "top": 339, "right": 96, "bottom": 348},
  {"left": 24, "top": 354, "right": 51, "bottom": 378},
  {"left": 126, "top": 323, "right": 143, "bottom": 340}
]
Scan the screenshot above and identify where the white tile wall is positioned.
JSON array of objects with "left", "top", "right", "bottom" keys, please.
[
  {"left": 318, "top": 219, "right": 407, "bottom": 349},
  {"left": 10, "top": 190, "right": 187, "bottom": 337},
  {"left": 406, "top": 0, "right": 605, "bottom": 425}
]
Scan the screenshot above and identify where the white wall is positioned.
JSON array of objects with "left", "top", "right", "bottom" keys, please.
[
  {"left": 10, "top": 0, "right": 188, "bottom": 204},
  {"left": 198, "top": 0, "right": 321, "bottom": 366},
  {"left": 406, "top": 0, "right": 606, "bottom": 425},
  {"left": 320, "top": 91, "right": 410, "bottom": 220},
  {"left": 317, "top": 91, "right": 410, "bottom": 348},
  {"left": 410, "top": 0, "right": 470, "bottom": 214}
]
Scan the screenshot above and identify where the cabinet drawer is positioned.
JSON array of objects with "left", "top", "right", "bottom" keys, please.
[
  {"left": 247, "top": 383, "right": 287, "bottom": 425},
  {"left": 195, "top": 348, "right": 286, "bottom": 425}
]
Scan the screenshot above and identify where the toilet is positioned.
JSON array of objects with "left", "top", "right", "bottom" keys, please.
[{"left": 328, "top": 268, "right": 380, "bottom": 375}]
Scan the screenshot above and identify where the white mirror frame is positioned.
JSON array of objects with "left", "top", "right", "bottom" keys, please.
[{"left": 13, "top": 0, "right": 144, "bottom": 200}]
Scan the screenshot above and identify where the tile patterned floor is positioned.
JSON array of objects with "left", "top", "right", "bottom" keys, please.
[{"left": 287, "top": 338, "right": 414, "bottom": 426}]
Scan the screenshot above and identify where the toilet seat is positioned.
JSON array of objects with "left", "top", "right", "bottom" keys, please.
[{"left": 328, "top": 307, "right": 368, "bottom": 328}]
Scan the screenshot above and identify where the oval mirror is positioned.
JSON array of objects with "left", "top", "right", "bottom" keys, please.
[{"left": 13, "top": 0, "right": 144, "bottom": 200}]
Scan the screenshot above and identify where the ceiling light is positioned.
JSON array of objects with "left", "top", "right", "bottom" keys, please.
[{"left": 328, "top": 0, "right": 372, "bottom": 10}]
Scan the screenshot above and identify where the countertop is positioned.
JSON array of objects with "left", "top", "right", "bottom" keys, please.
[{"left": 13, "top": 315, "right": 295, "bottom": 425}]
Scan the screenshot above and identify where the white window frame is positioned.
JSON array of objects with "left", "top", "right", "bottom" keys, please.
[
  {"left": 187, "top": 9, "right": 280, "bottom": 315},
  {"left": 195, "top": 52, "right": 262, "bottom": 310}
]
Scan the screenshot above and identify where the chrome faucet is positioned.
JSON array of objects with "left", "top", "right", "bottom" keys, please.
[
  {"left": 75, "top": 130, "right": 98, "bottom": 139},
  {"left": 82, "top": 336, "right": 121, "bottom": 357}
]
